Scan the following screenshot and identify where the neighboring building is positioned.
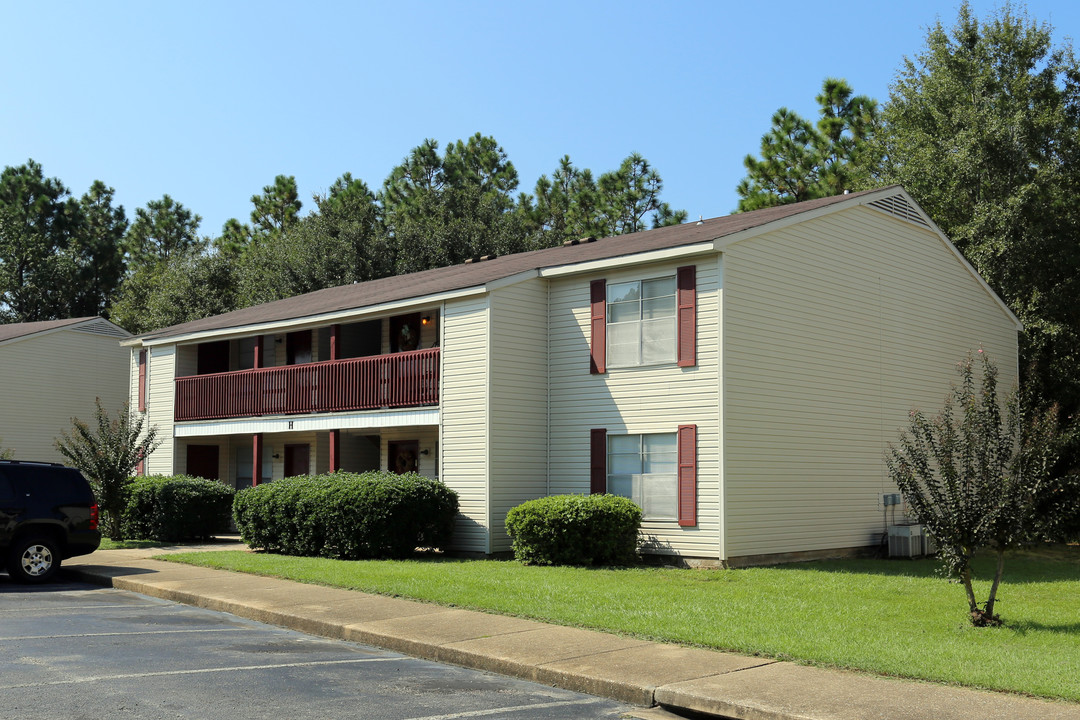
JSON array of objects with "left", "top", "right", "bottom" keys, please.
[
  {"left": 0, "top": 317, "right": 132, "bottom": 463},
  {"left": 123, "top": 187, "right": 1020, "bottom": 566}
]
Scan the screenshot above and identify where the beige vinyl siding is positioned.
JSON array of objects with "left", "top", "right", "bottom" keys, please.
[
  {"left": 146, "top": 345, "right": 177, "bottom": 475},
  {"left": 440, "top": 296, "right": 490, "bottom": 552},
  {"left": 487, "top": 279, "right": 549, "bottom": 552},
  {"left": 548, "top": 258, "right": 722, "bottom": 559},
  {"left": 0, "top": 330, "right": 128, "bottom": 464},
  {"left": 722, "top": 206, "right": 1019, "bottom": 560}
]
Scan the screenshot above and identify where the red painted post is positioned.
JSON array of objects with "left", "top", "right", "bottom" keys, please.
[
  {"left": 329, "top": 429, "right": 340, "bottom": 473},
  {"left": 253, "top": 433, "right": 263, "bottom": 486}
]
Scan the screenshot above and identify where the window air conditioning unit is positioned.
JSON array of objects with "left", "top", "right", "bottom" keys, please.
[{"left": 888, "top": 523, "right": 924, "bottom": 558}]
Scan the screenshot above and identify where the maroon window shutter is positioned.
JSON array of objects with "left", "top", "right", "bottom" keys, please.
[
  {"left": 590, "top": 428, "right": 607, "bottom": 494},
  {"left": 137, "top": 350, "right": 147, "bottom": 412},
  {"left": 677, "top": 266, "right": 696, "bottom": 368},
  {"left": 135, "top": 449, "right": 145, "bottom": 477},
  {"left": 677, "top": 424, "right": 697, "bottom": 527},
  {"left": 590, "top": 279, "right": 606, "bottom": 374}
]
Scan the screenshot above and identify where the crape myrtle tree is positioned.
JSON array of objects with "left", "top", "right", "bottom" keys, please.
[
  {"left": 886, "top": 352, "right": 1079, "bottom": 626},
  {"left": 55, "top": 400, "right": 162, "bottom": 540}
]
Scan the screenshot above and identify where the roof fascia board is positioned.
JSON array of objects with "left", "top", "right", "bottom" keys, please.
[
  {"left": 538, "top": 242, "right": 717, "bottom": 278},
  {"left": 139, "top": 285, "right": 487, "bottom": 347},
  {"left": 0, "top": 318, "right": 108, "bottom": 349}
]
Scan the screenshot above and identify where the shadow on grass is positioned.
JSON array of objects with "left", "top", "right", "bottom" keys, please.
[{"left": 748, "top": 544, "right": 1080, "bottom": 585}]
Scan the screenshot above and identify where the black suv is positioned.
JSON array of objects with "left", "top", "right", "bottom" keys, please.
[{"left": 0, "top": 460, "right": 101, "bottom": 583}]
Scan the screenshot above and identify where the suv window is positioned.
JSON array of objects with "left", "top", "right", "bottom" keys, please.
[
  {"left": 0, "top": 466, "right": 92, "bottom": 501},
  {"left": 0, "top": 475, "right": 14, "bottom": 504}
]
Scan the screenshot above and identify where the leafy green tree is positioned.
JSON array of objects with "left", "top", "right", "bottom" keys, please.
[
  {"left": 238, "top": 195, "right": 388, "bottom": 307},
  {"left": 388, "top": 183, "right": 534, "bottom": 275},
  {"left": 213, "top": 217, "right": 254, "bottom": 258},
  {"left": 0, "top": 437, "right": 12, "bottom": 460},
  {"left": 124, "top": 194, "right": 203, "bottom": 266},
  {"left": 55, "top": 399, "right": 162, "bottom": 539},
  {"left": 0, "top": 160, "right": 80, "bottom": 322},
  {"left": 736, "top": 78, "right": 880, "bottom": 211},
  {"left": 876, "top": 2, "right": 1080, "bottom": 418},
  {"left": 110, "top": 250, "right": 238, "bottom": 334},
  {"left": 886, "top": 352, "right": 1078, "bottom": 626},
  {"left": 250, "top": 174, "right": 302, "bottom": 236}
]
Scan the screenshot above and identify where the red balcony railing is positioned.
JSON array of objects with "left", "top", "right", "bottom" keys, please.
[{"left": 174, "top": 348, "right": 439, "bottom": 422}]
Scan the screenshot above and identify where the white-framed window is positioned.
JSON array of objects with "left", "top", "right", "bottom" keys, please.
[
  {"left": 607, "top": 433, "right": 678, "bottom": 520},
  {"left": 606, "top": 276, "right": 677, "bottom": 367}
]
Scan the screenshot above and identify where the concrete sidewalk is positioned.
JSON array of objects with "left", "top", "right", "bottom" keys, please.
[{"left": 64, "top": 543, "right": 1080, "bottom": 720}]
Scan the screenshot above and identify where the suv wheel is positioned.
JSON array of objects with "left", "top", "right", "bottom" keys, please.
[{"left": 8, "top": 537, "right": 61, "bottom": 583}]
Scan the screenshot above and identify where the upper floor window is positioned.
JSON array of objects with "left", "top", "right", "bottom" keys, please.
[{"left": 606, "top": 277, "right": 676, "bottom": 367}]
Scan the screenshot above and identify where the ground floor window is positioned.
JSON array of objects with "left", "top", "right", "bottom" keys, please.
[{"left": 607, "top": 433, "right": 678, "bottom": 520}]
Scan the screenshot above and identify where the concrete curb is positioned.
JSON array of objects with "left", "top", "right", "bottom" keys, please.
[{"left": 66, "top": 555, "right": 1080, "bottom": 720}]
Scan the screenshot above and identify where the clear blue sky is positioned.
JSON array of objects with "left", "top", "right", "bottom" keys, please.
[{"left": 3, "top": 1, "right": 1078, "bottom": 237}]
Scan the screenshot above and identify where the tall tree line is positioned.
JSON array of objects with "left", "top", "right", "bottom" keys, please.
[
  {"left": 737, "top": 1, "right": 1080, "bottom": 420},
  {"left": 0, "top": 134, "right": 686, "bottom": 333}
]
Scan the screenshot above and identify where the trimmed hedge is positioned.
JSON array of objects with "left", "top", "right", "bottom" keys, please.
[
  {"left": 504, "top": 493, "right": 642, "bottom": 566},
  {"left": 232, "top": 471, "right": 459, "bottom": 559},
  {"left": 122, "top": 474, "right": 235, "bottom": 542}
]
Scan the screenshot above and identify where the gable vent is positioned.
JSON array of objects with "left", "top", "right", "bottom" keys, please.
[
  {"left": 867, "top": 194, "right": 932, "bottom": 229},
  {"left": 72, "top": 319, "right": 130, "bottom": 338}
]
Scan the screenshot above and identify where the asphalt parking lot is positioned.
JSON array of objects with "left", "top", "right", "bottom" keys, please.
[{"left": 0, "top": 575, "right": 635, "bottom": 720}]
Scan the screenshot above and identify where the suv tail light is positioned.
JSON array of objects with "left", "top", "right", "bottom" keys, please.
[{"left": 90, "top": 503, "right": 99, "bottom": 531}]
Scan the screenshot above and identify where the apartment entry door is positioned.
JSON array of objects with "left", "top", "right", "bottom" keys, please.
[
  {"left": 284, "top": 444, "right": 310, "bottom": 478},
  {"left": 187, "top": 445, "right": 220, "bottom": 481},
  {"left": 388, "top": 440, "right": 419, "bottom": 475}
]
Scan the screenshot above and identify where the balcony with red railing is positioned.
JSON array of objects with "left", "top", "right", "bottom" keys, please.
[{"left": 174, "top": 348, "right": 440, "bottom": 422}]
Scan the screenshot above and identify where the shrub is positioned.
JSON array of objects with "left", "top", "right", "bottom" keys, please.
[
  {"left": 504, "top": 494, "right": 642, "bottom": 566},
  {"left": 232, "top": 471, "right": 459, "bottom": 559},
  {"left": 122, "top": 474, "right": 234, "bottom": 542}
]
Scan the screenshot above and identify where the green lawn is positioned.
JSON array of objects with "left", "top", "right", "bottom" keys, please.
[{"left": 161, "top": 544, "right": 1080, "bottom": 702}]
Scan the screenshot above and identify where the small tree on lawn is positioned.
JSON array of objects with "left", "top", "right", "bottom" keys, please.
[
  {"left": 55, "top": 399, "right": 161, "bottom": 539},
  {"left": 886, "top": 352, "right": 1078, "bottom": 626}
]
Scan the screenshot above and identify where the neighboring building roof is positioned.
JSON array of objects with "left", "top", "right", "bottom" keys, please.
[
  {"left": 0, "top": 317, "right": 101, "bottom": 344},
  {"left": 138, "top": 188, "right": 898, "bottom": 344}
]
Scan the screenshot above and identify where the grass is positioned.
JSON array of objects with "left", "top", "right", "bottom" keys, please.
[
  {"left": 97, "top": 537, "right": 243, "bottom": 551},
  {"left": 161, "top": 544, "right": 1080, "bottom": 702}
]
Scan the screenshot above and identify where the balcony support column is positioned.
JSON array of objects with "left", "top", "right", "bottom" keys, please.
[
  {"left": 254, "top": 335, "right": 263, "bottom": 369},
  {"left": 253, "top": 433, "right": 264, "bottom": 486},
  {"left": 330, "top": 324, "right": 340, "bottom": 361},
  {"left": 329, "top": 429, "right": 340, "bottom": 473}
]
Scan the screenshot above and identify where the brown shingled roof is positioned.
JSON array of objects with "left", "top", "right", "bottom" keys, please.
[
  {"left": 0, "top": 317, "right": 101, "bottom": 344},
  {"left": 139, "top": 187, "right": 893, "bottom": 342}
]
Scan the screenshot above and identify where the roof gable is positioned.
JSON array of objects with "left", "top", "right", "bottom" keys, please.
[{"left": 0, "top": 317, "right": 105, "bottom": 345}]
